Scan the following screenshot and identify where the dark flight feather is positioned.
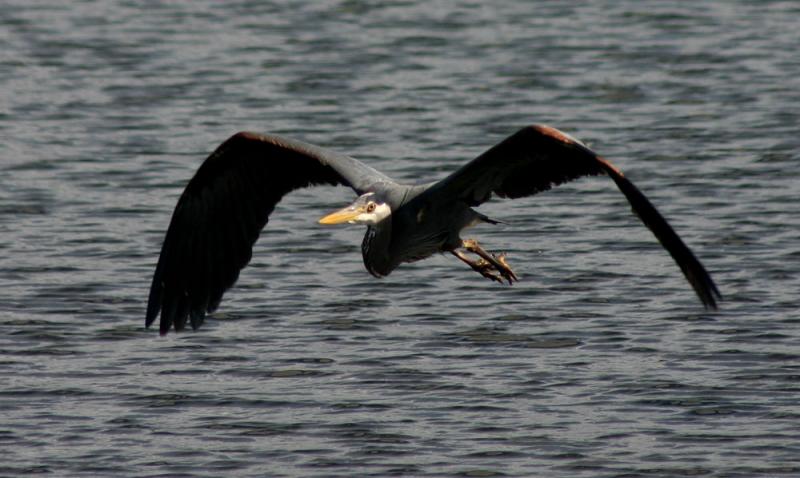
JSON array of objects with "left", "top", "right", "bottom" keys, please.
[
  {"left": 146, "top": 132, "right": 391, "bottom": 334},
  {"left": 431, "top": 125, "right": 720, "bottom": 308}
]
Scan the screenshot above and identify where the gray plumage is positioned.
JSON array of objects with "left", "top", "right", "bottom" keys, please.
[{"left": 146, "top": 125, "right": 721, "bottom": 334}]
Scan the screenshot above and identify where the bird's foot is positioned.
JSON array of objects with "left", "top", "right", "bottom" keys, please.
[
  {"left": 494, "top": 252, "right": 519, "bottom": 285},
  {"left": 451, "top": 251, "right": 504, "bottom": 284},
  {"left": 471, "top": 258, "right": 505, "bottom": 284},
  {"left": 454, "top": 240, "right": 519, "bottom": 285}
]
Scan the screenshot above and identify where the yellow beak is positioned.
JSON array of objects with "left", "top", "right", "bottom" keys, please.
[{"left": 318, "top": 206, "right": 362, "bottom": 225}]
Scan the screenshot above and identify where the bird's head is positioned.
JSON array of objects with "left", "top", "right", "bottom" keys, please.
[{"left": 318, "top": 192, "right": 391, "bottom": 226}]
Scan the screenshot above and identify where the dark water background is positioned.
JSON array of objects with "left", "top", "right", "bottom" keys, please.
[{"left": 2, "top": 1, "right": 799, "bottom": 476}]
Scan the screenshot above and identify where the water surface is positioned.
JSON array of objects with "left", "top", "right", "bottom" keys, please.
[{"left": 2, "top": 1, "right": 799, "bottom": 476}]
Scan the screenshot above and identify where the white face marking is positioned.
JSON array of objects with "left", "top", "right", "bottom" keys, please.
[{"left": 355, "top": 202, "right": 391, "bottom": 225}]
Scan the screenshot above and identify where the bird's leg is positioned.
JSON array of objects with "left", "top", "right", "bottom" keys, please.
[
  {"left": 462, "top": 239, "right": 519, "bottom": 285},
  {"left": 451, "top": 250, "right": 503, "bottom": 284}
]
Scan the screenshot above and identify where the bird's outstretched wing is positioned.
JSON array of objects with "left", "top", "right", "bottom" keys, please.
[
  {"left": 430, "top": 124, "right": 721, "bottom": 309},
  {"left": 146, "top": 132, "right": 392, "bottom": 334}
]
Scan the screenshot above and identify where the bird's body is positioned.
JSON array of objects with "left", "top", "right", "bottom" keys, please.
[
  {"left": 359, "top": 183, "right": 485, "bottom": 276},
  {"left": 146, "top": 125, "right": 720, "bottom": 334}
]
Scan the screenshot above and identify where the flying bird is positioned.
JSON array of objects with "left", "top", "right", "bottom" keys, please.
[{"left": 146, "top": 125, "right": 720, "bottom": 334}]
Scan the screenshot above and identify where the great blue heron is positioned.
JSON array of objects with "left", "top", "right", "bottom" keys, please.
[{"left": 146, "top": 124, "right": 720, "bottom": 334}]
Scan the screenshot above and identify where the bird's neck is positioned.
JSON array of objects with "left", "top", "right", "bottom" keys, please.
[{"left": 361, "top": 222, "right": 393, "bottom": 277}]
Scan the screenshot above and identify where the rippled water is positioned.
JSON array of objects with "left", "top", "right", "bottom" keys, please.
[{"left": 2, "top": 1, "right": 799, "bottom": 476}]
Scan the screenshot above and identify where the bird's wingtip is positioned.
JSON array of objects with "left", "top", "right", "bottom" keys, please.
[
  {"left": 144, "top": 306, "right": 158, "bottom": 329},
  {"left": 707, "top": 287, "right": 723, "bottom": 311}
]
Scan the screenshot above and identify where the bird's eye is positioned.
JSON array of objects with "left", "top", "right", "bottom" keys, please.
[{"left": 366, "top": 202, "right": 376, "bottom": 213}]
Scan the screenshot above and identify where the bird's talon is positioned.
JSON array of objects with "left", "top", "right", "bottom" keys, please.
[
  {"left": 473, "top": 260, "right": 502, "bottom": 283},
  {"left": 484, "top": 271, "right": 504, "bottom": 283},
  {"left": 495, "top": 255, "right": 518, "bottom": 284}
]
